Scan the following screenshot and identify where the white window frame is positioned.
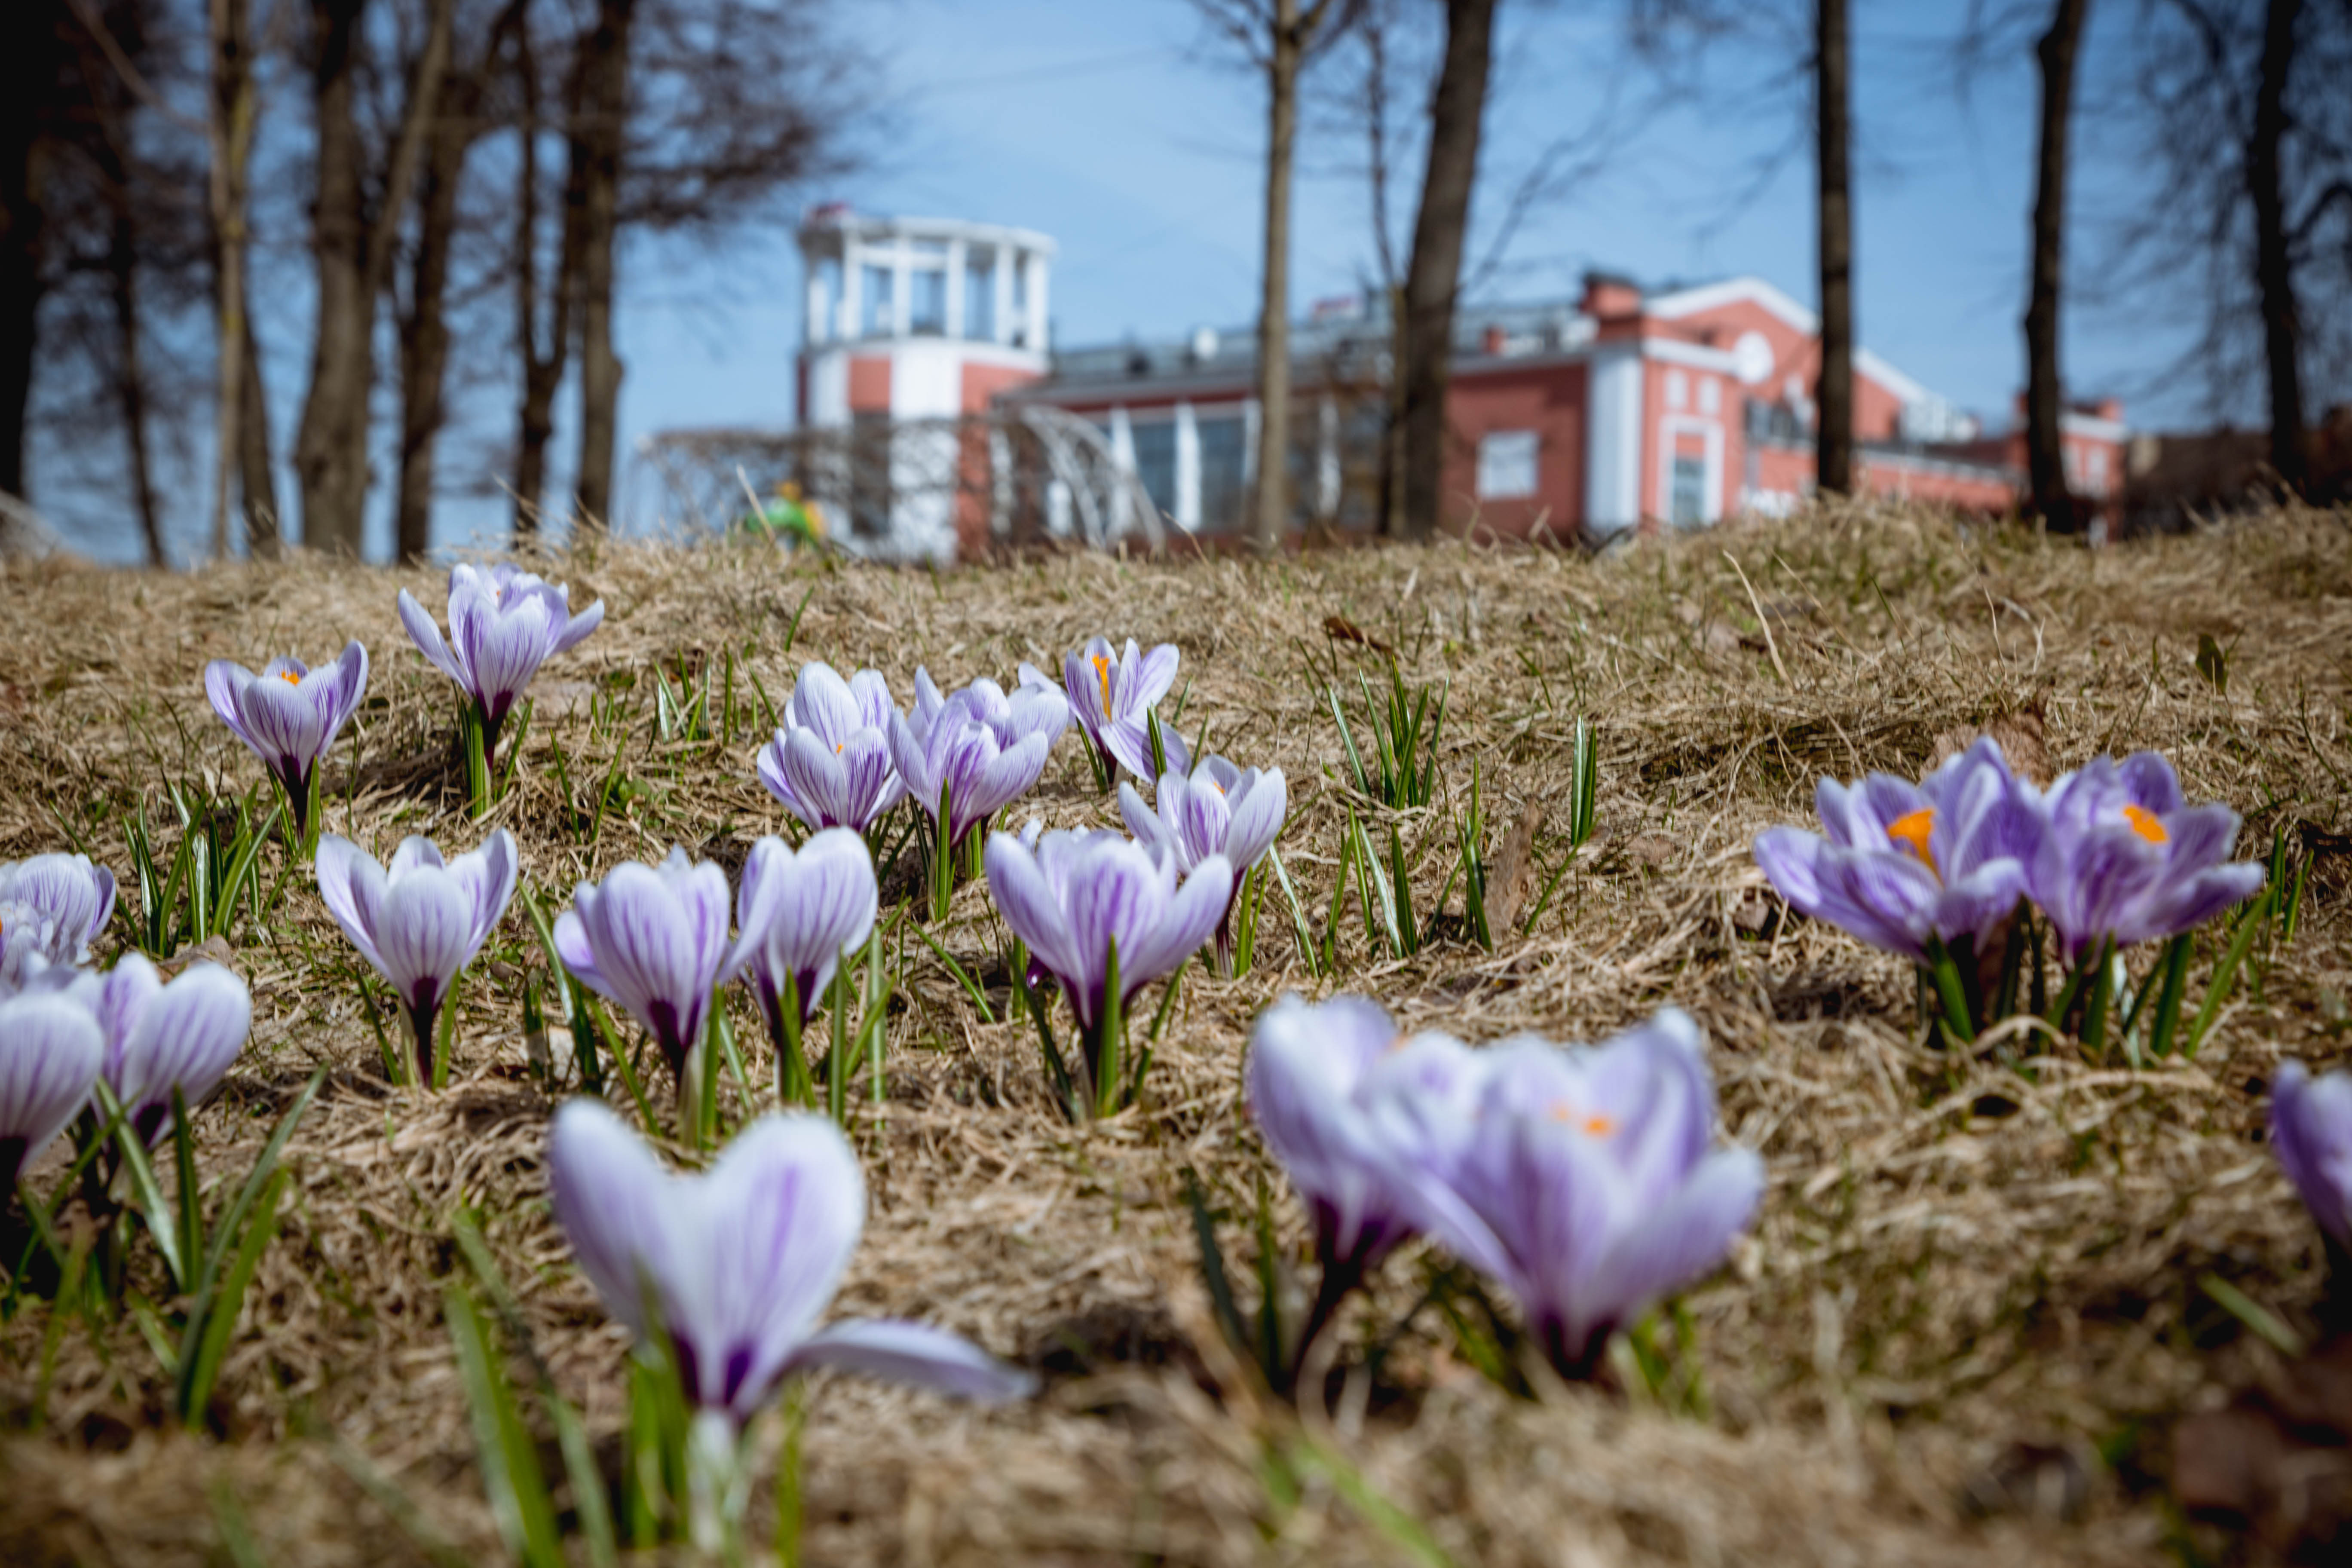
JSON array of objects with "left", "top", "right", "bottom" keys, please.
[{"left": 1475, "top": 429, "right": 1541, "bottom": 500}]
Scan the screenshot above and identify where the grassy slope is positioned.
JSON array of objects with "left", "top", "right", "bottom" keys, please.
[{"left": 0, "top": 502, "right": 2347, "bottom": 1566}]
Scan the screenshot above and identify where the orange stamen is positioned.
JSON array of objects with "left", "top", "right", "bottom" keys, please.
[
  {"left": 2123, "top": 804, "right": 2169, "bottom": 845},
  {"left": 1886, "top": 807, "right": 1936, "bottom": 871},
  {"left": 279, "top": 671, "right": 300, "bottom": 685},
  {"left": 1091, "top": 654, "right": 1113, "bottom": 717},
  {"left": 1549, "top": 1103, "right": 1617, "bottom": 1136}
]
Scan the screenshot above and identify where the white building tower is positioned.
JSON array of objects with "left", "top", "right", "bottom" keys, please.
[{"left": 797, "top": 207, "right": 1056, "bottom": 560}]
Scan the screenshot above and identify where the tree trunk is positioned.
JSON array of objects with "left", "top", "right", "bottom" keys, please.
[
  {"left": 107, "top": 205, "right": 165, "bottom": 567},
  {"left": 1813, "top": 0, "right": 1855, "bottom": 497},
  {"left": 0, "top": 8, "right": 48, "bottom": 502},
  {"left": 569, "top": 0, "right": 635, "bottom": 533},
  {"left": 210, "top": 0, "right": 265, "bottom": 558},
  {"left": 512, "top": 3, "right": 567, "bottom": 536},
  {"left": 2024, "top": 0, "right": 2091, "bottom": 531},
  {"left": 395, "top": 108, "right": 467, "bottom": 563},
  {"left": 293, "top": 0, "right": 453, "bottom": 557},
  {"left": 1250, "top": 0, "right": 1304, "bottom": 553},
  {"left": 1396, "top": 0, "right": 1498, "bottom": 541},
  {"left": 2250, "top": 0, "right": 2306, "bottom": 493},
  {"left": 239, "top": 310, "right": 280, "bottom": 548}
]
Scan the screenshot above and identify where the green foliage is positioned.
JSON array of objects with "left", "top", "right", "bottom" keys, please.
[
  {"left": 1330, "top": 663, "right": 1446, "bottom": 809},
  {"left": 124, "top": 784, "right": 283, "bottom": 958}
]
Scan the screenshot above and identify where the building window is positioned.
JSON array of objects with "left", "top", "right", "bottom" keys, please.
[
  {"left": 1010, "top": 254, "right": 1030, "bottom": 348},
  {"left": 860, "top": 264, "right": 894, "bottom": 338},
  {"left": 1670, "top": 452, "right": 1707, "bottom": 525},
  {"left": 1130, "top": 419, "right": 1177, "bottom": 522},
  {"left": 965, "top": 248, "right": 995, "bottom": 341},
  {"left": 849, "top": 413, "right": 893, "bottom": 536},
  {"left": 1666, "top": 369, "right": 1689, "bottom": 409},
  {"left": 1698, "top": 376, "right": 1721, "bottom": 415},
  {"left": 909, "top": 268, "right": 946, "bottom": 336},
  {"left": 1476, "top": 430, "right": 1539, "bottom": 499},
  {"left": 1197, "top": 413, "right": 1248, "bottom": 532}
]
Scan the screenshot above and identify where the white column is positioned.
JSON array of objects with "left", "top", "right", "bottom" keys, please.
[
  {"left": 1109, "top": 407, "right": 1136, "bottom": 539},
  {"left": 1175, "top": 402, "right": 1201, "bottom": 529},
  {"left": 805, "top": 267, "right": 827, "bottom": 347},
  {"left": 890, "top": 238, "right": 912, "bottom": 338},
  {"left": 1584, "top": 344, "right": 1645, "bottom": 534},
  {"left": 1242, "top": 398, "right": 1261, "bottom": 490},
  {"left": 1025, "top": 252, "right": 1050, "bottom": 353},
  {"left": 994, "top": 252, "right": 1016, "bottom": 347},
  {"left": 839, "top": 240, "right": 862, "bottom": 340},
  {"left": 944, "top": 237, "right": 968, "bottom": 341},
  {"left": 1317, "top": 395, "right": 1341, "bottom": 517}
]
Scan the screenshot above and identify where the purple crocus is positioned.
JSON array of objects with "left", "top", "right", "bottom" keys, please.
[
  {"left": 62, "top": 954, "right": 252, "bottom": 1146},
  {"left": 889, "top": 673, "right": 1052, "bottom": 852},
  {"left": 0, "top": 903, "right": 70, "bottom": 998},
  {"left": 1247, "top": 993, "right": 1484, "bottom": 1348},
  {"left": 205, "top": 641, "right": 370, "bottom": 845},
  {"left": 546, "top": 1098, "right": 1032, "bottom": 1495},
  {"left": 1752, "top": 738, "right": 2041, "bottom": 963},
  {"left": 755, "top": 662, "right": 905, "bottom": 834},
  {"left": 1056, "top": 637, "right": 1179, "bottom": 782},
  {"left": 2027, "top": 751, "right": 2266, "bottom": 966},
  {"left": 554, "top": 848, "right": 732, "bottom": 1093},
  {"left": 316, "top": 831, "right": 518, "bottom": 1087},
  {"left": 0, "top": 991, "right": 104, "bottom": 1194},
  {"left": 721, "top": 830, "right": 877, "bottom": 1075},
  {"left": 983, "top": 827, "right": 1230, "bottom": 1091},
  {"left": 398, "top": 563, "right": 603, "bottom": 755},
  {"left": 1401, "top": 1008, "right": 1764, "bottom": 1379},
  {"left": 1121, "top": 758, "right": 1286, "bottom": 959},
  {"left": 2271, "top": 1060, "right": 2352, "bottom": 1250},
  {"left": 0, "top": 854, "right": 115, "bottom": 965}
]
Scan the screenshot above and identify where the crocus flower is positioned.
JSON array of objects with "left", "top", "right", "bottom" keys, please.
[
  {"left": 0, "top": 904, "right": 68, "bottom": 998},
  {"left": 398, "top": 563, "right": 603, "bottom": 755},
  {"left": 2271, "top": 1060, "right": 2352, "bottom": 1250},
  {"left": 1247, "top": 994, "right": 1485, "bottom": 1341},
  {"left": 722, "top": 830, "right": 878, "bottom": 1059},
  {"left": 2028, "top": 751, "right": 2265, "bottom": 966},
  {"left": 755, "top": 662, "right": 905, "bottom": 834},
  {"left": 316, "top": 831, "right": 518, "bottom": 1087},
  {"left": 1402, "top": 1008, "right": 1764, "bottom": 1379},
  {"left": 0, "top": 854, "right": 115, "bottom": 965},
  {"left": 0, "top": 991, "right": 105, "bottom": 1193},
  {"left": 547, "top": 1098, "right": 1032, "bottom": 1470},
  {"left": 1121, "top": 758, "right": 1286, "bottom": 957},
  {"left": 1752, "top": 738, "right": 2040, "bottom": 963},
  {"left": 555, "top": 848, "right": 732, "bottom": 1092},
  {"left": 983, "top": 827, "right": 1230, "bottom": 1051},
  {"left": 1057, "top": 637, "right": 1179, "bottom": 782},
  {"left": 63, "top": 954, "right": 251, "bottom": 1145},
  {"left": 889, "top": 675, "right": 1052, "bottom": 851},
  {"left": 949, "top": 672, "right": 1072, "bottom": 753},
  {"left": 205, "top": 642, "right": 370, "bottom": 845}
]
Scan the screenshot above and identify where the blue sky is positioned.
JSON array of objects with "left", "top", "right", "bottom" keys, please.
[{"left": 47, "top": 0, "right": 2222, "bottom": 563}]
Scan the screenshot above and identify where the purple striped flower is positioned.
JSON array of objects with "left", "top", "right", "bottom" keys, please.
[
  {"left": 555, "top": 848, "right": 732, "bottom": 1091},
  {"left": 1121, "top": 757, "right": 1286, "bottom": 959},
  {"left": 0, "top": 991, "right": 104, "bottom": 1194},
  {"left": 1752, "top": 738, "right": 2040, "bottom": 963},
  {"left": 889, "top": 671, "right": 1051, "bottom": 851},
  {"left": 2271, "top": 1060, "right": 2352, "bottom": 1250},
  {"left": 755, "top": 662, "right": 905, "bottom": 834},
  {"left": 398, "top": 563, "right": 603, "bottom": 755},
  {"left": 0, "top": 854, "right": 115, "bottom": 966},
  {"left": 0, "top": 903, "right": 70, "bottom": 998},
  {"left": 1056, "top": 637, "right": 1179, "bottom": 782},
  {"left": 983, "top": 827, "right": 1230, "bottom": 1047},
  {"left": 205, "top": 641, "right": 369, "bottom": 844},
  {"left": 316, "top": 831, "right": 518, "bottom": 1087},
  {"left": 62, "top": 954, "right": 251, "bottom": 1146},
  {"left": 547, "top": 1097, "right": 1034, "bottom": 1433},
  {"left": 721, "top": 830, "right": 878, "bottom": 1055},
  {"left": 1402, "top": 1009, "right": 1763, "bottom": 1379},
  {"left": 2028, "top": 751, "right": 2266, "bottom": 966}
]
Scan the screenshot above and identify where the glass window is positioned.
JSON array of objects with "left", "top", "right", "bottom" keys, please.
[
  {"left": 1336, "top": 398, "right": 1386, "bottom": 530},
  {"left": 1476, "top": 430, "right": 1539, "bottom": 499},
  {"left": 850, "top": 413, "right": 893, "bottom": 536},
  {"left": 1010, "top": 254, "right": 1029, "bottom": 347},
  {"left": 1670, "top": 453, "right": 1707, "bottom": 526},
  {"left": 860, "top": 264, "right": 894, "bottom": 338},
  {"left": 909, "top": 268, "right": 946, "bottom": 336},
  {"left": 1196, "top": 413, "right": 1248, "bottom": 533},
  {"left": 965, "top": 248, "right": 996, "bottom": 340},
  {"left": 1130, "top": 419, "right": 1177, "bottom": 523}
]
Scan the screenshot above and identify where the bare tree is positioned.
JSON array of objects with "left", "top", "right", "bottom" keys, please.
[
  {"left": 292, "top": 0, "right": 454, "bottom": 555},
  {"left": 1196, "top": 0, "right": 1358, "bottom": 553},
  {"left": 2248, "top": 0, "right": 2306, "bottom": 490},
  {"left": 566, "top": 0, "right": 633, "bottom": 530},
  {"left": 208, "top": 0, "right": 271, "bottom": 556},
  {"left": 2021, "top": 0, "right": 2092, "bottom": 527},
  {"left": 1813, "top": 0, "right": 1853, "bottom": 495}
]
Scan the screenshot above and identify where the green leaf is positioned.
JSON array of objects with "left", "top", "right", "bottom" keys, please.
[
  {"left": 178, "top": 1169, "right": 287, "bottom": 1429},
  {"left": 2187, "top": 886, "right": 2275, "bottom": 1054},
  {"left": 444, "top": 1283, "right": 565, "bottom": 1568},
  {"left": 95, "top": 1080, "right": 186, "bottom": 1291},
  {"left": 1283, "top": 1436, "right": 1457, "bottom": 1568}
]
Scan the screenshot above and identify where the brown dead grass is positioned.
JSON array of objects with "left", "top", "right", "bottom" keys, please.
[{"left": 1, "top": 499, "right": 2349, "bottom": 1566}]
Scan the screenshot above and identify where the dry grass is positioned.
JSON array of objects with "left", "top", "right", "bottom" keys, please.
[{"left": 1, "top": 499, "right": 2349, "bottom": 1566}]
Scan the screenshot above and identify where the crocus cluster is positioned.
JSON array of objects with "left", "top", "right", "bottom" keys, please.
[
  {"left": 757, "top": 662, "right": 905, "bottom": 834},
  {"left": 205, "top": 641, "right": 370, "bottom": 848},
  {"left": 890, "top": 668, "right": 1063, "bottom": 853},
  {"left": 316, "top": 831, "right": 518, "bottom": 1088},
  {"left": 722, "top": 830, "right": 879, "bottom": 1096},
  {"left": 1247, "top": 995, "right": 1762, "bottom": 1381},
  {"left": 399, "top": 563, "right": 604, "bottom": 758},
  {"left": 1754, "top": 741, "right": 2264, "bottom": 997},
  {"left": 1120, "top": 755, "right": 1286, "bottom": 965},
  {"left": 1038, "top": 636, "right": 1179, "bottom": 785}
]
